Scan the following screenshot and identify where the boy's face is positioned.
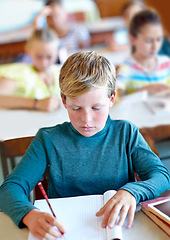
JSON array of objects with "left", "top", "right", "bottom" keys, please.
[
  {"left": 62, "top": 86, "right": 116, "bottom": 137},
  {"left": 27, "top": 40, "right": 58, "bottom": 71},
  {"left": 131, "top": 24, "right": 163, "bottom": 58}
]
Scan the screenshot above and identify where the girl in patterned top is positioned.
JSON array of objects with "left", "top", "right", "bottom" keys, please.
[{"left": 117, "top": 9, "right": 170, "bottom": 96}]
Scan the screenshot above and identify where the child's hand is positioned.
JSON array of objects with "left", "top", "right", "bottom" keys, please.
[
  {"left": 35, "top": 97, "right": 61, "bottom": 112},
  {"left": 96, "top": 189, "right": 136, "bottom": 229},
  {"left": 23, "top": 209, "right": 66, "bottom": 240},
  {"left": 139, "top": 84, "right": 170, "bottom": 94},
  {"left": 33, "top": 6, "right": 52, "bottom": 29}
]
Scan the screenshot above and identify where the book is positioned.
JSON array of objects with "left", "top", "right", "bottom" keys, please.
[
  {"left": 148, "top": 198, "right": 170, "bottom": 224},
  {"left": 140, "top": 197, "right": 170, "bottom": 237},
  {"left": 28, "top": 190, "right": 123, "bottom": 240}
]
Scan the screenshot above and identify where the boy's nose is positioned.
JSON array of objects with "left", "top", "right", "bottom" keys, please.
[{"left": 81, "top": 110, "right": 92, "bottom": 123}]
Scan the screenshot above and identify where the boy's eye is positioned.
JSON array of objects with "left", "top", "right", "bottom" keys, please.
[
  {"left": 92, "top": 107, "right": 101, "bottom": 111},
  {"left": 72, "top": 108, "right": 80, "bottom": 111}
]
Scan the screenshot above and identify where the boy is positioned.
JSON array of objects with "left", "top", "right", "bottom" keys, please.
[{"left": 0, "top": 51, "right": 169, "bottom": 239}]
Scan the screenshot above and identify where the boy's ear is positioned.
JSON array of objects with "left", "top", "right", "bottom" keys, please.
[
  {"left": 109, "top": 92, "right": 116, "bottom": 107},
  {"left": 61, "top": 94, "right": 67, "bottom": 108}
]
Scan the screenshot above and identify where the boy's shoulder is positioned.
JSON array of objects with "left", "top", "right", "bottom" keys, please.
[
  {"left": 38, "top": 121, "right": 71, "bottom": 135},
  {"left": 109, "top": 118, "right": 138, "bottom": 133}
]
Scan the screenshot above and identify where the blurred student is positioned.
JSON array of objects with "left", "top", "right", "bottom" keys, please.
[
  {"left": 117, "top": 9, "right": 170, "bottom": 95},
  {"left": 0, "top": 28, "right": 61, "bottom": 112},
  {"left": 42, "top": 0, "right": 91, "bottom": 53},
  {"left": 0, "top": 51, "right": 169, "bottom": 239},
  {"left": 108, "top": 0, "right": 146, "bottom": 52},
  {"left": 16, "top": 0, "right": 91, "bottom": 64}
]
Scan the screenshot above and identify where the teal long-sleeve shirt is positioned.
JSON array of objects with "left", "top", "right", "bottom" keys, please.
[{"left": 0, "top": 116, "right": 169, "bottom": 227}]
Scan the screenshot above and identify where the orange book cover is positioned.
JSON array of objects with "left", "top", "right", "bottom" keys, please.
[
  {"left": 140, "top": 197, "right": 170, "bottom": 237},
  {"left": 148, "top": 198, "right": 170, "bottom": 224}
]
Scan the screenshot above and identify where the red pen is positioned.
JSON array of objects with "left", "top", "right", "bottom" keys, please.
[{"left": 38, "top": 182, "right": 64, "bottom": 236}]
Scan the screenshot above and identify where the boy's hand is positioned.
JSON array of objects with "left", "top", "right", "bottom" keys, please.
[
  {"left": 96, "top": 189, "right": 136, "bottom": 229},
  {"left": 23, "top": 209, "right": 67, "bottom": 240}
]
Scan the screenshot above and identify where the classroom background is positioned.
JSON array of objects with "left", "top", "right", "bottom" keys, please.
[{"left": 0, "top": 0, "right": 170, "bottom": 185}]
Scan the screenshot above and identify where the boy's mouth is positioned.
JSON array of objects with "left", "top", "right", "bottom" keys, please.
[{"left": 81, "top": 126, "right": 94, "bottom": 131}]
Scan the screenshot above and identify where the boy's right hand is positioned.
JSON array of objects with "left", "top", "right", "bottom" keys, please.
[
  {"left": 36, "top": 97, "right": 61, "bottom": 112},
  {"left": 23, "top": 209, "right": 67, "bottom": 240}
]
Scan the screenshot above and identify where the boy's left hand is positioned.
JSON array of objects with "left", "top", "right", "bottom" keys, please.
[{"left": 96, "top": 189, "right": 136, "bottom": 229}]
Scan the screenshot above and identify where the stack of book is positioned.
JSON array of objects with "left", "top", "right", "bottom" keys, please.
[{"left": 140, "top": 197, "right": 170, "bottom": 237}]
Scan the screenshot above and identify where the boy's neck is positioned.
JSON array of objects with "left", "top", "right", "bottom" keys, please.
[{"left": 132, "top": 54, "right": 158, "bottom": 71}]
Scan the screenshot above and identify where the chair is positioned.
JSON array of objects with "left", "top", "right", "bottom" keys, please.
[
  {"left": 139, "top": 124, "right": 170, "bottom": 157},
  {"left": 0, "top": 136, "right": 35, "bottom": 179},
  {"left": 0, "top": 136, "right": 34, "bottom": 180},
  {"left": 0, "top": 40, "right": 26, "bottom": 64},
  {"left": 0, "top": 136, "right": 48, "bottom": 201}
]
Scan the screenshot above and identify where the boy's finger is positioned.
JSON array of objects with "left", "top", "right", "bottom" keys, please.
[
  {"left": 116, "top": 206, "right": 129, "bottom": 226},
  {"left": 127, "top": 207, "right": 136, "bottom": 229},
  {"left": 96, "top": 205, "right": 106, "bottom": 216}
]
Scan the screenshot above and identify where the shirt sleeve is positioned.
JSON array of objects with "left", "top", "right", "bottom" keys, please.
[
  {"left": 76, "top": 25, "right": 91, "bottom": 43},
  {"left": 119, "top": 125, "right": 170, "bottom": 204},
  {"left": 0, "top": 129, "right": 48, "bottom": 228}
]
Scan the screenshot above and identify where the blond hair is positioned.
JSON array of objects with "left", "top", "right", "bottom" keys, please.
[
  {"left": 26, "top": 27, "right": 59, "bottom": 49},
  {"left": 59, "top": 51, "right": 116, "bottom": 99}
]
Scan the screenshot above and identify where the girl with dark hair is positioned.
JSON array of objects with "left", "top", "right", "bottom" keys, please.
[{"left": 117, "top": 9, "right": 170, "bottom": 95}]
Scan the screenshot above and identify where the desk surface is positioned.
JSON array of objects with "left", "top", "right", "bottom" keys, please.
[
  {"left": 0, "top": 93, "right": 170, "bottom": 141},
  {"left": 0, "top": 17, "right": 125, "bottom": 44},
  {"left": 0, "top": 206, "right": 169, "bottom": 240}
]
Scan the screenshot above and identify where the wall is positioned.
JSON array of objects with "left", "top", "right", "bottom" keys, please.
[
  {"left": 144, "top": 0, "right": 170, "bottom": 35},
  {"left": 94, "top": 0, "right": 170, "bottom": 34}
]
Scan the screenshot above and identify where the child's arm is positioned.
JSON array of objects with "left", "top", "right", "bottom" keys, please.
[
  {"left": 96, "top": 189, "right": 136, "bottom": 229},
  {"left": 0, "top": 95, "right": 60, "bottom": 112},
  {"left": 23, "top": 209, "right": 66, "bottom": 239},
  {"left": 137, "top": 83, "right": 170, "bottom": 94}
]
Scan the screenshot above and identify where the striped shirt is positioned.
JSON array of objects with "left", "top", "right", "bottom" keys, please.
[
  {"left": 117, "top": 55, "right": 170, "bottom": 94},
  {"left": 59, "top": 25, "right": 90, "bottom": 53}
]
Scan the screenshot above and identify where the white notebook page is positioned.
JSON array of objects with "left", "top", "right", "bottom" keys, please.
[{"left": 28, "top": 194, "right": 106, "bottom": 240}]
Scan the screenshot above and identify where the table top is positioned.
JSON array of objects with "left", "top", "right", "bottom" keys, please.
[
  {"left": 86, "top": 45, "right": 130, "bottom": 66},
  {"left": 0, "top": 16, "right": 125, "bottom": 44},
  {"left": 76, "top": 16, "right": 125, "bottom": 33},
  {"left": 0, "top": 92, "right": 170, "bottom": 141},
  {"left": 0, "top": 205, "right": 169, "bottom": 240}
]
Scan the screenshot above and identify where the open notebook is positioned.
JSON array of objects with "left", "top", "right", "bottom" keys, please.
[{"left": 28, "top": 190, "right": 122, "bottom": 240}]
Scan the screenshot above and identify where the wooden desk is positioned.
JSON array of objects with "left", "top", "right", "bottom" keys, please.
[
  {"left": 86, "top": 45, "right": 130, "bottom": 66},
  {"left": 0, "top": 17, "right": 125, "bottom": 63},
  {"left": 76, "top": 16, "right": 125, "bottom": 45},
  {"left": 0, "top": 205, "right": 169, "bottom": 240}
]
